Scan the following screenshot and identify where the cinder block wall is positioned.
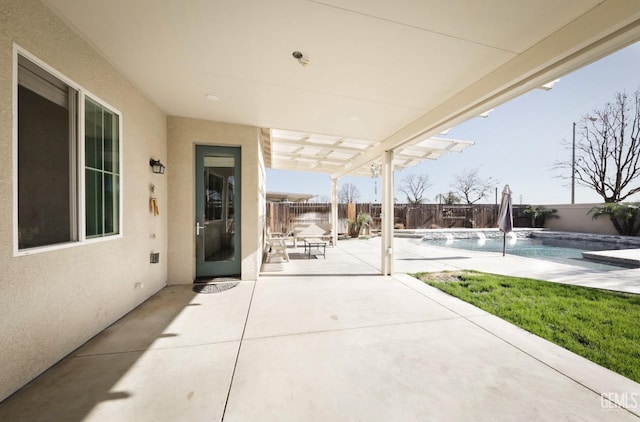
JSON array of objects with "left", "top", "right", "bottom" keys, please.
[{"left": 543, "top": 204, "right": 618, "bottom": 235}]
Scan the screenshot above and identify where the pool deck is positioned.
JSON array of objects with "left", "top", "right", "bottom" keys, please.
[{"left": 385, "top": 236, "right": 640, "bottom": 295}]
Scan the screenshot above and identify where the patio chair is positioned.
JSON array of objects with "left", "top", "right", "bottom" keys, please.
[{"left": 266, "top": 228, "right": 289, "bottom": 263}]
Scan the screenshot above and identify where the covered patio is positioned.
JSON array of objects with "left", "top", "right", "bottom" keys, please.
[
  {"left": 3, "top": 0, "right": 640, "bottom": 413},
  {"left": 1, "top": 238, "right": 639, "bottom": 420}
]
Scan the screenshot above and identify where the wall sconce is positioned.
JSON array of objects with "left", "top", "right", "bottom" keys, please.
[{"left": 149, "top": 159, "right": 165, "bottom": 174}]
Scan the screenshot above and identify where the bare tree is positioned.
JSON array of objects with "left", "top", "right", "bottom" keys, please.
[
  {"left": 309, "top": 195, "right": 330, "bottom": 203},
  {"left": 399, "top": 173, "right": 431, "bottom": 204},
  {"left": 338, "top": 183, "right": 361, "bottom": 203},
  {"left": 557, "top": 89, "right": 640, "bottom": 203},
  {"left": 452, "top": 168, "right": 496, "bottom": 204}
]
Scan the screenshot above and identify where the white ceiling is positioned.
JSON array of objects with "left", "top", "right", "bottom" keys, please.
[{"left": 42, "top": 0, "right": 640, "bottom": 176}]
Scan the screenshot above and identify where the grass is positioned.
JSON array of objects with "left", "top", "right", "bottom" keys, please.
[{"left": 415, "top": 270, "right": 640, "bottom": 383}]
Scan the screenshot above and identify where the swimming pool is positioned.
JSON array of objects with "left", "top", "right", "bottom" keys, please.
[{"left": 422, "top": 236, "right": 631, "bottom": 271}]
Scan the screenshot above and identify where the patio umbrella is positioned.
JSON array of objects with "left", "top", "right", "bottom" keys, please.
[{"left": 497, "top": 184, "right": 513, "bottom": 256}]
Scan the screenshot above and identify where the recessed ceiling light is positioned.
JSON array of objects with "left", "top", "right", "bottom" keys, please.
[
  {"left": 349, "top": 116, "right": 360, "bottom": 122},
  {"left": 205, "top": 94, "right": 219, "bottom": 102}
]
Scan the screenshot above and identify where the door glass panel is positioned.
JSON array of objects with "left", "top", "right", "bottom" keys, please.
[
  {"left": 227, "top": 176, "right": 235, "bottom": 235},
  {"left": 203, "top": 154, "right": 235, "bottom": 262}
]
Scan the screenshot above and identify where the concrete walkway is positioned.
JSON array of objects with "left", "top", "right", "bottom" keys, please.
[{"left": 1, "top": 238, "right": 639, "bottom": 421}]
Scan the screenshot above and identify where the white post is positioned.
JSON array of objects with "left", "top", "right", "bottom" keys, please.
[
  {"left": 331, "top": 178, "right": 338, "bottom": 247},
  {"left": 381, "top": 150, "right": 394, "bottom": 275}
]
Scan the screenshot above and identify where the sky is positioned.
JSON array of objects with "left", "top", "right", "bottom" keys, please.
[{"left": 267, "top": 41, "right": 640, "bottom": 205}]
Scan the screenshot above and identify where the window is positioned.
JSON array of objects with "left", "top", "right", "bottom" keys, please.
[
  {"left": 205, "top": 172, "right": 224, "bottom": 221},
  {"left": 85, "top": 98, "right": 120, "bottom": 237},
  {"left": 16, "top": 52, "right": 121, "bottom": 252}
]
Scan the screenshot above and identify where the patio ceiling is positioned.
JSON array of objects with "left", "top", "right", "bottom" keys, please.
[{"left": 42, "top": 0, "right": 640, "bottom": 177}]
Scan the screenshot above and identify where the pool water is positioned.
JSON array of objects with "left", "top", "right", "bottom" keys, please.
[{"left": 423, "top": 236, "right": 630, "bottom": 271}]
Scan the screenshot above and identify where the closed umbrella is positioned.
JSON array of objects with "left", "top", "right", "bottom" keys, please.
[{"left": 497, "top": 185, "right": 513, "bottom": 256}]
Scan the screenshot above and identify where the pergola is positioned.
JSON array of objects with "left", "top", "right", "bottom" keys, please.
[
  {"left": 265, "top": 127, "right": 475, "bottom": 274},
  {"left": 266, "top": 128, "right": 473, "bottom": 176}
]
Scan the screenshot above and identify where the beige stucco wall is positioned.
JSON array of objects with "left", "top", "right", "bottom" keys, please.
[
  {"left": 543, "top": 204, "right": 618, "bottom": 234},
  {"left": 167, "top": 117, "right": 264, "bottom": 283},
  {"left": 0, "top": 0, "right": 168, "bottom": 401}
]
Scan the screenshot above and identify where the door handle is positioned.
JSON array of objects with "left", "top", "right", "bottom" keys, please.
[{"left": 196, "top": 222, "right": 204, "bottom": 235}]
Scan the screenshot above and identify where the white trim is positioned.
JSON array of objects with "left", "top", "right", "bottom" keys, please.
[
  {"left": 78, "top": 90, "right": 86, "bottom": 242},
  {"left": 15, "top": 46, "right": 82, "bottom": 91},
  {"left": 68, "top": 86, "right": 78, "bottom": 242},
  {"left": 118, "top": 106, "right": 124, "bottom": 238},
  {"left": 12, "top": 45, "right": 19, "bottom": 257},
  {"left": 13, "top": 233, "right": 124, "bottom": 257},
  {"left": 12, "top": 45, "right": 124, "bottom": 257}
]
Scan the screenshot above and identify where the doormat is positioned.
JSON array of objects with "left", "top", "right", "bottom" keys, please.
[{"left": 192, "top": 281, "right": 239, "bottom": 294}]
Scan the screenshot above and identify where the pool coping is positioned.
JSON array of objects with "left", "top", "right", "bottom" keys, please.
[
  {"left": 530, "top": 230, "right": 640, "bottom": 248},
  {"left": 582, "top": 249, "right": 640, "bottom": 268},
  {"left": 397, "top": 227, "right": 542, "bottom": 240}
]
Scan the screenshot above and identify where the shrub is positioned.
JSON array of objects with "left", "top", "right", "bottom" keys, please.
[
  {"left": 589, "top": 203, "right": 640, "bottom": 236},
  {"left": 347, "top": 213, "right": 373, "bottom": 237},
  {"left": 523, "top": 206, "right": 558, "bottom": 227}
]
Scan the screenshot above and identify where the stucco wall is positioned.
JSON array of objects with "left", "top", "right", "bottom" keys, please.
[
  {"left": 0, "top": 0, "right": 168, "bottom": 401},
  {"left": 167, "top": 117, "right": 264, "bottom": 283},
  {"left": 543, "top": 204, "right": 618, "bottom": 235}
]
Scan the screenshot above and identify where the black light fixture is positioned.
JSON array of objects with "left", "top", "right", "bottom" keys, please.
[
  {"left": 292, "top": 50, "right": 310, "bottom": 67},
  {"left": 149, "top": 159, "right": 165, "bottom": 174}
]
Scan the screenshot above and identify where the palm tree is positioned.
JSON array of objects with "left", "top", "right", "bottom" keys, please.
[
  {"left": 522, "top": 206, "right": 558, "bottom": 228},
  {"left": 435, "top": 191, "right": 461, "bottom": 205},
  {"left": 589, "top": 203, "right": 640, "bottom": 236}
]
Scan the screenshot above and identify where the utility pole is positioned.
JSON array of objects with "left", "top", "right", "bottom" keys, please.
[{"left": 571, "top": 122, "right": 576, "bottom": 204}]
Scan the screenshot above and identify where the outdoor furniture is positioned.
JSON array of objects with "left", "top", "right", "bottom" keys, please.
[
  {"left": 266, "top": 230, "right": 289, "bottom": 263},
  {"left": 292, "top": 223, "right": 333, "bottom": 247},
  {"left": 303, "top": 238, "right": 327, "bottom": 259}
]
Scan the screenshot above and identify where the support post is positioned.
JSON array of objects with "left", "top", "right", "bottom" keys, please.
[
  {"left": 381, "top": 150, "right": 394, "bottom": 275},
  {"left": 331, "top": 178, "right": 338, "bottom": 247}
]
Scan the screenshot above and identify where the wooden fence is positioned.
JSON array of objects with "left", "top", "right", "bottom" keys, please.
[{"left": 267, "top": 202, "right": 531, "bottom": 233}]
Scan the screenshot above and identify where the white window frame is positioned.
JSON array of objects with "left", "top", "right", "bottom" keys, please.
[{"left": 13, "top": 45, "right": 123, "bottom": 256}]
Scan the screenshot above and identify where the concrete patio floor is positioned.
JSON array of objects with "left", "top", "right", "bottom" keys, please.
[{"left": 2, "top": 237, "right": 640, "bottom": 421}]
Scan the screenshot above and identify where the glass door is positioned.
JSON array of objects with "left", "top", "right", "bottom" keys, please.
[{"left": 195, "top": 145, "right": 241, "bottom": 278}]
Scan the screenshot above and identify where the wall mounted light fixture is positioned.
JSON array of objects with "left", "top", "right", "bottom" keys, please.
[{"left": 150, "top": 159, "right": 166, "bottom": 174}]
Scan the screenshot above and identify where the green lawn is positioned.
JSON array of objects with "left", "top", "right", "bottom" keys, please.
[{"left": 415, "top": 271, "right": 640, "bottom": 383}]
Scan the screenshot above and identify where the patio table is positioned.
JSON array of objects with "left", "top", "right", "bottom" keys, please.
[{"left": 303, "top": 238, "right": 327, "bottom": 259}]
